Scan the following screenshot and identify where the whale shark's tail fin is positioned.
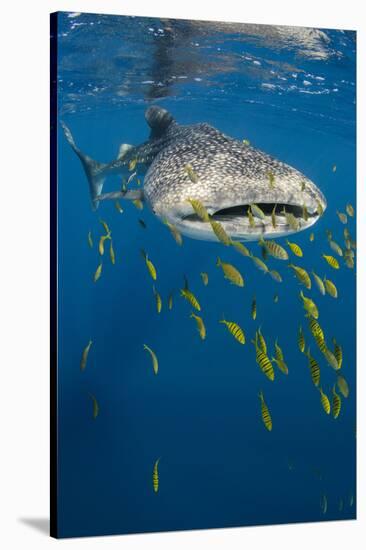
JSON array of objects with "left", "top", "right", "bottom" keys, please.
[{"left": 61, "top": 122, "right": 108, "bottom": 210}]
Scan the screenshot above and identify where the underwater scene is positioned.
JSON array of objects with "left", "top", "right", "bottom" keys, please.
[{"left": 53, "top": 12, "right": 356, "bottom": 538}]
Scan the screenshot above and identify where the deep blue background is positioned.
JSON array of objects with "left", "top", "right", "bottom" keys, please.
[{"left": 56, "top": 13, "right": 356, "bottom": 538}]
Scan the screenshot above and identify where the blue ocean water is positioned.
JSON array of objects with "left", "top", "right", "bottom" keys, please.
[{"left": 55, "top": 12, "right": 356, "bottom": 538}]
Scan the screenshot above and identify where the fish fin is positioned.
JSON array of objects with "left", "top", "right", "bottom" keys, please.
[
  {"left": 61, "top": 121, "right": 108, "bottom": 211},
  {"left": 145, "top": 106, "right": 175, "bottom": 139}
]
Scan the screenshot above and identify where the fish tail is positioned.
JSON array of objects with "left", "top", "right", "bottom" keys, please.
[
  {"left": 216, "top": 257, "right": 221, "bottom": 267},
  {"left": 61, "top": 121, "right": 108, "bottom": 211}
]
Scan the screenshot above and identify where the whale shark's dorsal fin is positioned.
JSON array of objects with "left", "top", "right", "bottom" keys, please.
[
  {"left": 117, "top": 143, "right": 134, "bottom": 160},
  {"left": 145, "top": 106, "right": 175, "bottom": 139}
]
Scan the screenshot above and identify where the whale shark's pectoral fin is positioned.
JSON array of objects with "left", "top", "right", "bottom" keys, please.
[
  {"left": 61, "top": 121, "right": 108, "bottom": 211},
  {"left": 96, "top": 189, "right": 144, "bottom": 203},
  {"left": 145, "top": 106, "right": 175, "bottom": 139}
]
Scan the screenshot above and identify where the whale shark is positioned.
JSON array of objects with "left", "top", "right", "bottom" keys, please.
[{"left": 61, "top": 105, "right": 326, "bottom": 242}]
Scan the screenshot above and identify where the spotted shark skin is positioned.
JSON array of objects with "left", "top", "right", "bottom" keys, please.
[{"left": 61, "top": 106, "right": 326, "bottom": 242}]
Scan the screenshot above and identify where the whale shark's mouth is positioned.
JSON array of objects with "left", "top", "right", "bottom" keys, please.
[{"left": 184, "top": 203, "right": 318, "bottom": 223}]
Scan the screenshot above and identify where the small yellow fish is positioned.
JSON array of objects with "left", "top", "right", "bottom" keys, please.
[
  {"left": 80, "top": 340, "right": 92, "bottom": 371},
  {"left": 256, "top": 327, "right": 267, "bottom": 355},
  {"left": 332, "top": 337, "right": 343, "bottom": 369},
  {"left": 190, "top": 312, "right": 206, "bottom": 340},
  {"left": 99, "top": 219, "right": 111, "bottom": 234},
  {"left": 87, "top": 231, "right": 93, "bottom": 248},
  {"left": 242, "top": 139, "right": 250, "bottom": 146},
  {"left": 128, "top": 158, "right": 137, "bottom": 171},
  {"left": 251, "top": 296, "right": 257, "bottom": 320},
  {"left": 306, "top": 348, "right": 320, "bottom": 387},
  {"left": 152, "top": 286, "right": 162, "bottom": 313},
  {"left": 311, "top": 271, "right": 325, "bottom": 295},
  {"left": 309, "top": 232, "right": 315, "bottom": 242},
  {"left": 132, "top": 199, "right": 144, "bottom": 210},
  {"left": 323, "top": 347, "right": 339, "bottom": 370},
  {"left": 337, "top": 375, "right": 349, "bottom": 398},
  {"left": 115, "top": 201, "right": 123, "bottom": 214},
  {"left": 302, "top": 204, "right": 309, "bottom": 221},
  {"left": 300, "top": 291, "right": 319, "bottom": 319},
  {"left": 322, "top": 254, "right": 339, "bottom": 269},
  {"left": 329, "top": 239, "right": 343, "bottom": 257},
  {"left": 281, "top": 208, "right": 299, "bottom": 230},
  {"left": 269, "top": 270, "right": 282, "bottom": 283},
  {"left": 185, "top": 164, "right": 199, "bottom": 183},
  {"left": 250, "top": 254, "right": 269, "bottom": 274},
  {"left": 324, "top": 277, "right": 338, "bottom": 298},
  {"left": 98, "top": 234, "right": 111, "bottom": 256},
  {"left": 253, "top": 338, "right": 274, "bottom": 381},
  {"left": 319, "top": 388, "right": 330, "bottom": 414},
  {"left": 163, "top": 219, "right": 183, "bottom": 246},
  {"left": 109, "top": 240, "right": 115, "bottom": 264},
  {"left": 288, "top": 264, "right": 311, "bottom": 289},
  {"left": 247, "top": 207, "right": 256, "bottom": 228},
  {"left": 272, "top": 356, "right": 288, "bottom": 375},
  {"left": 143, "top": 344, "right": 158, "bottom": 375},
  {"left": 232, "top": 241, "right": 250, "bottom": 257},
  {"left": 141, "top": 249, "right": 157, "bottom": 280},
  {"left": 259, "top": 237, "right": 288, "bottom": 260},
  {"left": 332, "top": 385, "right": 342, "bottom": 419},
  {"left": 200, "top": 272, "right": 209, "bottom": 286},
  {"left": 286, "top": 240, "right": 303, "bottom": 257},
  {"left": 271, "top": 204, "right": 277, "bottom": 228},
  {"left": 168, "top": 293, "right": 173, "bottom": 310},
  {"left": 298, "top": 326, "right": 305, "bottom": 353},
  {"left": 273, "top": 293, "right": 279, "bottom": 303},
  {"left": 336, "top": 211, "right": 348, "bottom": 224},
  {"left": 250, "top": 203, "right": 266, "bottom": 220},
  {"left": 88, "top": 393, "right": 99, "bottom": 419},
  {"left": 186, "top": 198, "right": 209, "bottom": 222},
  {"left": 346, "top": 203, "right": 354, "bottom": 217},
  {"left": 220, "top": 318, "right": 245, "bottom": 344},
  {"left": 93, "top": 262, "right": 103, "bottom": 283},
  {"left": 152, "top": 458, "right": 160, "bottom": 493},
  {"left": 316, "top": 201, "right": 324, "bottom": 217},
  {"left": 259, "top": 391, "right": 272, "bottom": 431},
  {"left": 332, "top": 164, "right": 337, "bottom": 172},
  {"left": 209, "top": 218, "right": 232, "bottom": 245},
  {"left": 180, "top": 288, "right": 201, "bottom": 311},
  {"left": 267, "top": 171, "right": 275, "bottom": 189},
  {"left": 216, "top": 257, "right": 244, "bottom": 287}
]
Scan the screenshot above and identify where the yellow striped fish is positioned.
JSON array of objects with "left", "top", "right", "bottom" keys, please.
[
  {"left": 190, "top": 312, "right": 206, "bottom": 340},
  {"left": 308, "top": 319, "right": 325, "bottom": 344},
  {"left": 128, "top": 158, "right": 137, "bottom": 171},
  {"left": 250, "top": 254, "right": 269, "bottom": 274},
  {"left": 152, "top": 285, "right": 162, "bottom": 314},
  {"left": 216, "top": 258, "right": 244, "bottom": 287},
  {"left": 306, "top": 348, "right": 320, "bottom": 387},
  {"left": 298, "top": 325, "right": 306, "bottom": 353},
  {"left": 143, "top": 344, "right": 158, "bottom": 375},
  {"left": 286, "top": 240, "right": 303, "bottom": 257},
  {"left": 80, "top": 340, "right": 92, "bottom": 372},
  {"left": 93, "top": 262, "right": 103, "bottom": 283},
  {"left": 99, "top": 234, "right": 111, "bottom": 256},
  {"left": 253, "top": 337, "right": 274, "bottom": 381},
  {"left": 288, "top": 264, "right": 311, "bottom": 289},
  {"left": 346, "top": 203, "right": 354, "bottom": 217},
  {"left": 281, "top": 208, "right": 299, "bottom": 230},
  {"left": 337, "top": 375, "right": 349, "bottom": 398},
  {"left": 322, "top": 254, "right": 339, "bottom": 269},
  {"left": 269, "top": 270, "right": 282, "bottom": 283},
  {"left": 232, "top": 241, "right": 250, "bottom": 257},
  {"left": 271, "top": 204, "right": 277, "bottom": 228},
  {"left": 257, "top": 327, "right": 267, "bottom": 355},
  {"left": 185, "top": 164, "right": 199, "bottom": 183},
  {"left": 332, "top": 385, "right": 342, "bottom": 419},
  {"left": 274, "top": 339, "right": 284, "bottom": 361},
  {"left": 300, "top": 291, "right": 319, "bottom": 319},
  {"left": 186, "top": 198, "right": 209, "bottom": 221},
  {"left": 272, "top": 357, "right": 288, "bottom": 375},
  {"left": 163, "top": 219, "right": 183, "bottom": 246},
  {"left": 180, "top": 288, "right": 201, "bottom": 311},
  {"left": 336, "top": 210, "right": 348, "bottom": 224},
  {"left": 152, "top": 458, "right": 160, "bottom": 493},
  {"left": 324, "top": 277, "right": 338, "bottom": 298},
  {"left": 141, "top": 249, "right": 157, "bottom": 280},
  {"left": 220, "top": 318, "right": 245, "bottom": 344},
  {"left": 200, "top": 272, "right": 209, "bottom": 286},
  {"left": 251, "top": 296, "right": 257, "bottom": 320},
  {"left": 323, "top": 347, "right": 339, "bottom": 370},
  {"left": 319, "top": 388, "right": 331, "bottom": 414},
  {"left": 259, "top": 391, "right": 272, "bottom": 431},
  {"left": 332, "top": 337, "right": 343, "bottom": 369},
  {"left": 99, "top": 218, "right": 111, "bottom": 234},
  {"left": 312, "top": 271, "right": 325, "bottom": 295},
  {"left": 109, "top": 240, "right": 115, "bottom": 265},
  {"left": 250, "top": 203, "right": 266, "bottom": 220},
  {"left": 209, "top": 219, "right": 232, "bottom": 245},
  {"left": 259, "top": 237, "right": 288, "bottom": 260},
  {"left": 88, "top": 393, "right": 99, "bottom": 419},
  {"left": 87, "top": 231, "right": 93, "bottom": 248}
]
